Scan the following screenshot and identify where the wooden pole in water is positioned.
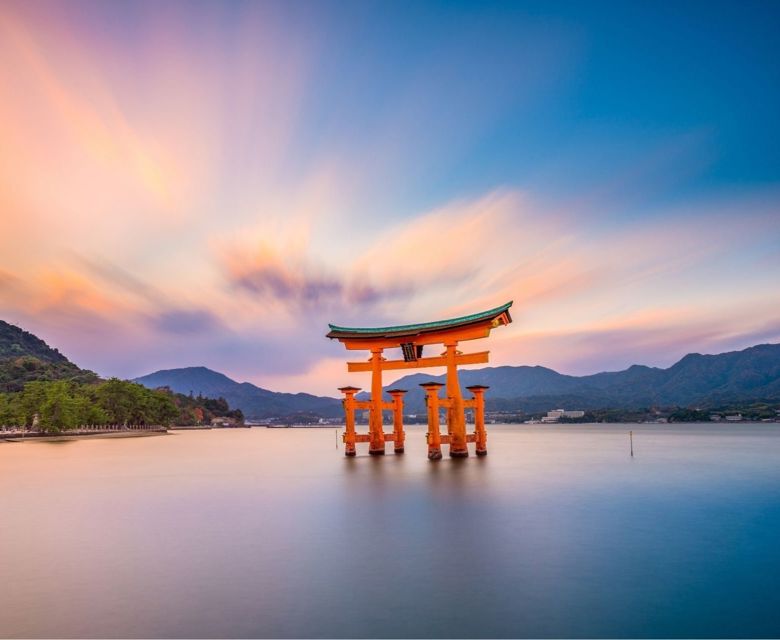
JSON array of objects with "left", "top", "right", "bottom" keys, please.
[{"left": 630, "top": 430, "right": 634, "bottom": 457}]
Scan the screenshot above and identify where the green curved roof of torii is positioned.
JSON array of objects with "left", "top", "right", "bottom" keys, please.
[{"left": 326, "top": 301, "right": 513, "bottom": 340}]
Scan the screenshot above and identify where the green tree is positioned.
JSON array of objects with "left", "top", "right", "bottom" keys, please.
[
  {"left": 73, "top": 391, "right": 109, "bottom": 425},
  {"left": 0, "top": 393, "right": 16, "bottom": 426},
  {"left": 19, "top": 381, "right": 48, "bottom": 427},
  {"left": 38, "top": 381, "right": 78, "bottom": 433},
  {"left": 95, "top": 378, "right": 133, "bottom": 424},
  {"left": 1, "top": 378, "right": 239, "bottom": 432},
  {"left": 147, "top": 392, "right": 178, "bottom": 425}
]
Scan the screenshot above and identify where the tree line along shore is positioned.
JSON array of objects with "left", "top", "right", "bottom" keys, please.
[{"left": 0, "top": 378, "right": 244, "bottom": 434}]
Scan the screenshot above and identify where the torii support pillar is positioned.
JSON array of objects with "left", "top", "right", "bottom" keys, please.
[
  {"left": 387, "top": 389, "right": 407, "bottom": 453},
  {"left": 467, "top": 385, "right": 489, "bottom": 456},
  {"left": 421, "top": 382, "right": 444, "bottom": 460},
  {"left": 338, "top": 386, "right": 360, "bottom": 457}
]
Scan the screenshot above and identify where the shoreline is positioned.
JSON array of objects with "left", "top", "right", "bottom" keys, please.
[
  {"left": 3, "top": 421, "right": 776, "bottom": 444},
  {"left": 1, "top": 430, "right": 169, "bottom": 443}
]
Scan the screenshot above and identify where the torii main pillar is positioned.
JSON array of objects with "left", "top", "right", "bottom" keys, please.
[
  {"left": 368, "top": 348, "right": 385, "bottom": 455},
  {"left": 327, "top": 302, "right": 513, "bottom": 459},
  {"left": 444, "top": 342, "right": 468, "bottom": 457}
]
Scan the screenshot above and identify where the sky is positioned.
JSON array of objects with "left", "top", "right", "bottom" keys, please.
[{"left": 1, "top": 0, "right": 779, "bottom": 395}]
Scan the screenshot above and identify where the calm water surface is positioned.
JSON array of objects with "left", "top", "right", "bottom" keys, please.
[{"left": 1, "top": 424, "right": 779, "bottom": 638}]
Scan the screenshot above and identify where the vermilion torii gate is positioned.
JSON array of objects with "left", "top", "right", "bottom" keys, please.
[{"left": 326, "top": 302, "right": 513, "bottom": 459}]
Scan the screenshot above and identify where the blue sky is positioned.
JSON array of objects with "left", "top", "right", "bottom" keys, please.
[{"left": 0, "top": 0, "right": 778, "bottom": 393}]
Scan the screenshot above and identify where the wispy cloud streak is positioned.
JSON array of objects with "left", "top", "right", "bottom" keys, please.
[{"left": 0, "top": 1, "right": 778, "bottom": 394}]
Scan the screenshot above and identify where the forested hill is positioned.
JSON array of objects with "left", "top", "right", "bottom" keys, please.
[
  {"left": 0, "top": 320, "right": 69, "bottom": 361},
  {"left": 0, "top": 320, "right": 244, "bottom": 430},
  {"left": 0, "top": 320, "right": 98, "bottom": 392},
  {"left": 133, "top": 366, "right": 342, "bottom": 419}
]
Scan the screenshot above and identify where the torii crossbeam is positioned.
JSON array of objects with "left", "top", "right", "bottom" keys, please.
[{"left": 326, "top": 302, "right": 513, "bottom": 459}]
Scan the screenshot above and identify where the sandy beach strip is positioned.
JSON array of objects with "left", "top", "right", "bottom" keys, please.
[{"left": 1, "top": 430, "right": 170, "bottom": 443}]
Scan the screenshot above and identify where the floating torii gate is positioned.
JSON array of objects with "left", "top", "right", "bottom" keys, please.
[{"left": 326, "top": 301, "right": 513, "bottom": 459}]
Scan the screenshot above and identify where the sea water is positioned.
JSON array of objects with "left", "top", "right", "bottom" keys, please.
[{"left": 1, "top": 424, "right": 779, "bottom": 638}]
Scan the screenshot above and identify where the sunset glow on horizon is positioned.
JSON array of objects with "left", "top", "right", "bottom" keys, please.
[{"left": 1, "top": 1, "right": 779, "bottom": 395}]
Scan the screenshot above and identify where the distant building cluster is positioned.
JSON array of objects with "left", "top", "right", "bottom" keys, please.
[
  {"left": 522, "top": 409, "right": 586, "bottom": 424},
  {"left": 210, "top": 417, "right": 240, "bottom": 427},
  {"left": 710, "top": 413, "right": 744, "bottom": 422},
  {"left": 540, "top": 409, "right": 585, "bottom": 423}
]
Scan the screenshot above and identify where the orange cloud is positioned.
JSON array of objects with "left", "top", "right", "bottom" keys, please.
[
  {"left": 0, "top": 2, "right": 778, "bottom": 392},
  {"left": 0, "top": 8, "right": 189, "bottom": 219}
]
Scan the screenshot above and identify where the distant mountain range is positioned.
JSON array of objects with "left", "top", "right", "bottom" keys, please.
[
  {"left": 133, "top": 367, "right": 342, "bottom": 419},
  {"left": 375, "top": 343, "right": 780, "bottom": 412},
  {"left": 134, "top": 343, "right": 780, "bottom": 418},
  {"left": 4, "top": 316, "right": 779, "bottom": 418}
]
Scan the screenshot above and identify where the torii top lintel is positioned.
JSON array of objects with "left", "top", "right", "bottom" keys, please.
[{"left": 326, "top": 301, "right": 513, "bottom": 352}]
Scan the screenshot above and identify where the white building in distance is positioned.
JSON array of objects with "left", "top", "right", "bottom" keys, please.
[{"left": 541, "top": 409, "right": 585, "bottom": 423}]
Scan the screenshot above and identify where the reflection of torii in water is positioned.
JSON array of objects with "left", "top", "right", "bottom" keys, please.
[{"left": 326, "top": 302, "right": 513, "bottom": 459}]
